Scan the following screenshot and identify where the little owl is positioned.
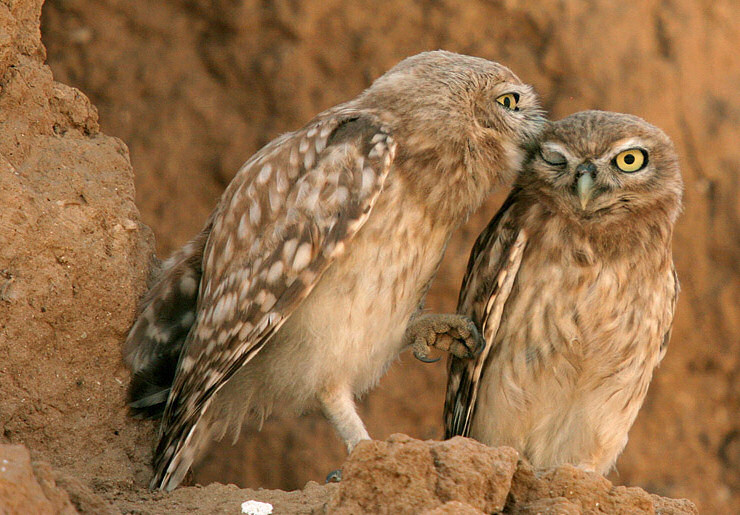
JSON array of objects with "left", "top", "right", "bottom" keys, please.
[
  {"left": 445, "top": 110, "right": 682, "bottom": 474},
  {"left": 123, "top": 51, "right": 545, "bottom": 490}
]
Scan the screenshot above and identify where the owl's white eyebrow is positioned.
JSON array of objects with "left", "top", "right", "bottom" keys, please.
[{"left": 609, "top": 137, "right": 647, "bottom": 155}]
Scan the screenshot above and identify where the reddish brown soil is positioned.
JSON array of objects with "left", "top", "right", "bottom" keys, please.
[{"left": 0, "top": 0, "right": 736, "bottom": 513}]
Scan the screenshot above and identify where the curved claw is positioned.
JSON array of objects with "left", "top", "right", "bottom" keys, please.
[{"left": 414, "top": 351, "right": 440, "bottom": 363}]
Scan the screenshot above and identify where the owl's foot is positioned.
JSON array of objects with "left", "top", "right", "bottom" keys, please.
[{"left": 404, "top": 313, "right": 483, "bottom": 363}]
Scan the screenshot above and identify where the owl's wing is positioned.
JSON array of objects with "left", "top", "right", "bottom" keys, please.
[
  {"left": 444, "top": 190, "right": 527, "bottom": 438},
  {"left": 152, "top": 113, "right": 396, "bottom": 490},
  {"left": 658, "top": 264, "right": 680, "bottom": 361}
]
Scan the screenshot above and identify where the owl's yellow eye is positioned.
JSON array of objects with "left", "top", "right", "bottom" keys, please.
[
  {"left": 614, "top": 149, "right": 647, "bottom": 172},
  {"left": 496, "top": 93, "right": 519, "bottom": 111}
]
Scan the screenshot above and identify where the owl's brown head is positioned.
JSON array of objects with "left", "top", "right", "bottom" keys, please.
[
  {"left": 523, "top": 110, "right": 683, "bottom": 226},
  {"left": 352, "top": 51, "right": 546, "bottom": 219}
]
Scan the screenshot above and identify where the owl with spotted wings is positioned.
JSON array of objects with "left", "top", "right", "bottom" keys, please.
[
  {"left": 445, "top": 110, "right": 682, "bottom": 474},
  {"left": 122, "top": 51, "right": 544, "bottom": 490}
]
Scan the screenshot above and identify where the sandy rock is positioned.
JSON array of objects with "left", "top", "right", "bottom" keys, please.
[
  {"left": 0, "top": 0, "right": 155, "bottom": 499},
  {"left": 509, "top": 497, "right": 582, "bottom": 515},
  {"left": 328, "top": 434, "right": 519, "bottom": 514},
  {"left": 31, "top": 461, "right": 79, "bottom": 515},
  {"left": 507, "top": 460, "right": 698, "bottom": 515},
  {"left": 422, "top": 500, "right": 485, "bottom": 514},
  {"left": 0, "top": 444, "right": 58, "bottom": 515}
]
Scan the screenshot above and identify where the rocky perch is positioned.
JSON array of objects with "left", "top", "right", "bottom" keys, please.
[{"left": 2, "top": 435, "right": 697, "bottom": 514}]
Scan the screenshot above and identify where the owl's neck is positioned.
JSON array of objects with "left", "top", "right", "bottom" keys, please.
[{"left": 523, "top": 199, "right": 675, "bottom": 267}]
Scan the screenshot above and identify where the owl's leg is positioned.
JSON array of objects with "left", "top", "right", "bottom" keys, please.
[
  {"left": 319, "top": 386, "right": 370, "bottom": 452},
  {"left": 404, "top": 313, "right": 483, "bottom": 363}
]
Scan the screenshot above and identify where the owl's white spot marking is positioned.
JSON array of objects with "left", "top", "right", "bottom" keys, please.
[
  {"left": 282, "top": 238, "right": 298, "bottom": 263},
  {"left": 303, "top": 147, "right": 316, "bottom": 169},
  {"left": 299, "top": 138, "right": 310, "bottom": 153},
  {"left": 238, "top": 213, "right": 251, "bottom": 240},
  {"left": 253, "top": 289, "right": 266, "bottom": 306},
  {"left": 306, "top": 126, "right": 318, "bottom": 138},
  {"left": 146, "top": 324, "right": 169, "bottom": 343},
  {"left": 257, "top": 163, "right": 273, "bottom": 184},
  {"left": 319, "top": 123, "right": 333, "bottom": 139},
  {"left": 360, "top": 166, "right": 376, "bottom": 195},
  {"left": 212, "top": 293, "right": 235, "bottom": 325},
  {"left": 267, "top": 261, "right": 284, "bottom": 284},
  {"left": 269, "top": 187, "right": 283, "bottom": 213},
  {"left": 205, "top": 338, "right": 217, "bottom": 354},
  {"left": 371, "top": 133, "right": 385, "bottom": 144},
  {"left": 292, "top": 242, "right": 312, "bottom": 271},
  {"left": 180, "top": 355, "right": 195, "bottom": 372},
  {"left": 216, "top": 328, "right": 229, "bottom": 346},
  {"left": 247, "top": 183, "right": 257, "bottom": 198},
  {"left": 180, "top": 274, "right": 198, "bottom": 297},
  {"left": 276, "top": 168, "right": 289, "bottom": 193},
  {"left": 250, "top": 202, "right": 262, "bottom": 226},
  {"left": 368, "top": 141, "right": 385, "bottom": 158},
  {"left": 261, "top": 292, "right": 277, "bottom": 311},
  {"left": 222, "top": 236, "right": 234, "bottom": 264},
  {"left": 289, "top": 147, "right": 300, "bottom": 170},
  {"left": 315, "top": 136, "right": 327, "bottom": 154},
  {"left": 197, "top": 324, "right": 213, "bottom": 340},
  {"left": 181, "top": 311, "right": 195, "bottom": 327},
  {"left": 160, "top": 255, "right": 177, "bottom": 271},
  {"left": 205, "top": 247, "right": 216, "bottom": 273}
]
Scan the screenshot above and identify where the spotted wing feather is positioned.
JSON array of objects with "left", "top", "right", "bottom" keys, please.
[
  {"left": 151, "top": 114, "right": 396, "bottom": 490},
  {"left": 444, "top": 190, "right": 527, "bottom": 438}
]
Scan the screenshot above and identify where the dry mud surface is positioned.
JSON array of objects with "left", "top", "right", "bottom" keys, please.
[{"left": 0, "top": 0, "right": 736, "bottom": 513}]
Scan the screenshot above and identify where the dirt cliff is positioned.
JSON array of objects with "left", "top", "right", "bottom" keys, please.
[{"left": 0, "top": 0, "right": 736, "bottom": 513}]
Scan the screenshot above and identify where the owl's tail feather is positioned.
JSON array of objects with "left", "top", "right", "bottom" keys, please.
[{"left": 123, "top": 219, "right": 214, "bottom": 418}]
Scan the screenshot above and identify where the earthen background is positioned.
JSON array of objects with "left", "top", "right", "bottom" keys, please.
[{"left": 1, "top": 0, "right": 736, "bottom": 513}]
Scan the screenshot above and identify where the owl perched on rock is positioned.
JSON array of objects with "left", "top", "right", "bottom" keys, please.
[
  {"left": 445, "top": 110, "right": 682, "bottom": 474},
  {"left": 123, "top": 50, "right": 544, "bottom": 490}
]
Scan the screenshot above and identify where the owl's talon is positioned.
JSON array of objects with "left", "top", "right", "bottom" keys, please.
[
  {"left": 414, "top": 350, "right": 441, "bottom": 363},
  {"left": 405, "top": 313, "right": 483, "bottom": 361}
]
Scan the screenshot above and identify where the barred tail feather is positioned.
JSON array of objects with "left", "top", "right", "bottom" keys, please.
[{"left": 123, "top": 220, "right": 213, "bottom": 418}]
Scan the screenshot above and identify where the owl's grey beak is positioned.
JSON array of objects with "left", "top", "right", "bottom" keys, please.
[
  {"left": 577, "top": 173, "right": 594, "bottom": 210},
  {"left": 575, "top": 161, "right": 597, "bottom": 209}
]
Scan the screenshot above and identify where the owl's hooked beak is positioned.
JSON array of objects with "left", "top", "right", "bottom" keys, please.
[{"left": 575, "top": 161, "right": 597, "bottom": 210}]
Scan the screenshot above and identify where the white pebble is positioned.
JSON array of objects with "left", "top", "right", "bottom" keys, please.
[{"left": 241, "top": 500, "right": 273, "bottom": 515}]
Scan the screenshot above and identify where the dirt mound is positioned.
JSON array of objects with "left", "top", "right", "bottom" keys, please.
[
  {"left": 330, "top": 434, "right": 698, "bottom": 514},
  {"left": 2, "top": 437, "right": 697, "bottom": 514}
]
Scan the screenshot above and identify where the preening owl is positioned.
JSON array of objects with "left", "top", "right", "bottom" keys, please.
[
  {"left": 445, "top": 110, "right": 682, "bottom": 474},
  {"left": 123, "top": 50, "right": 544, "bottom": 490}
]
